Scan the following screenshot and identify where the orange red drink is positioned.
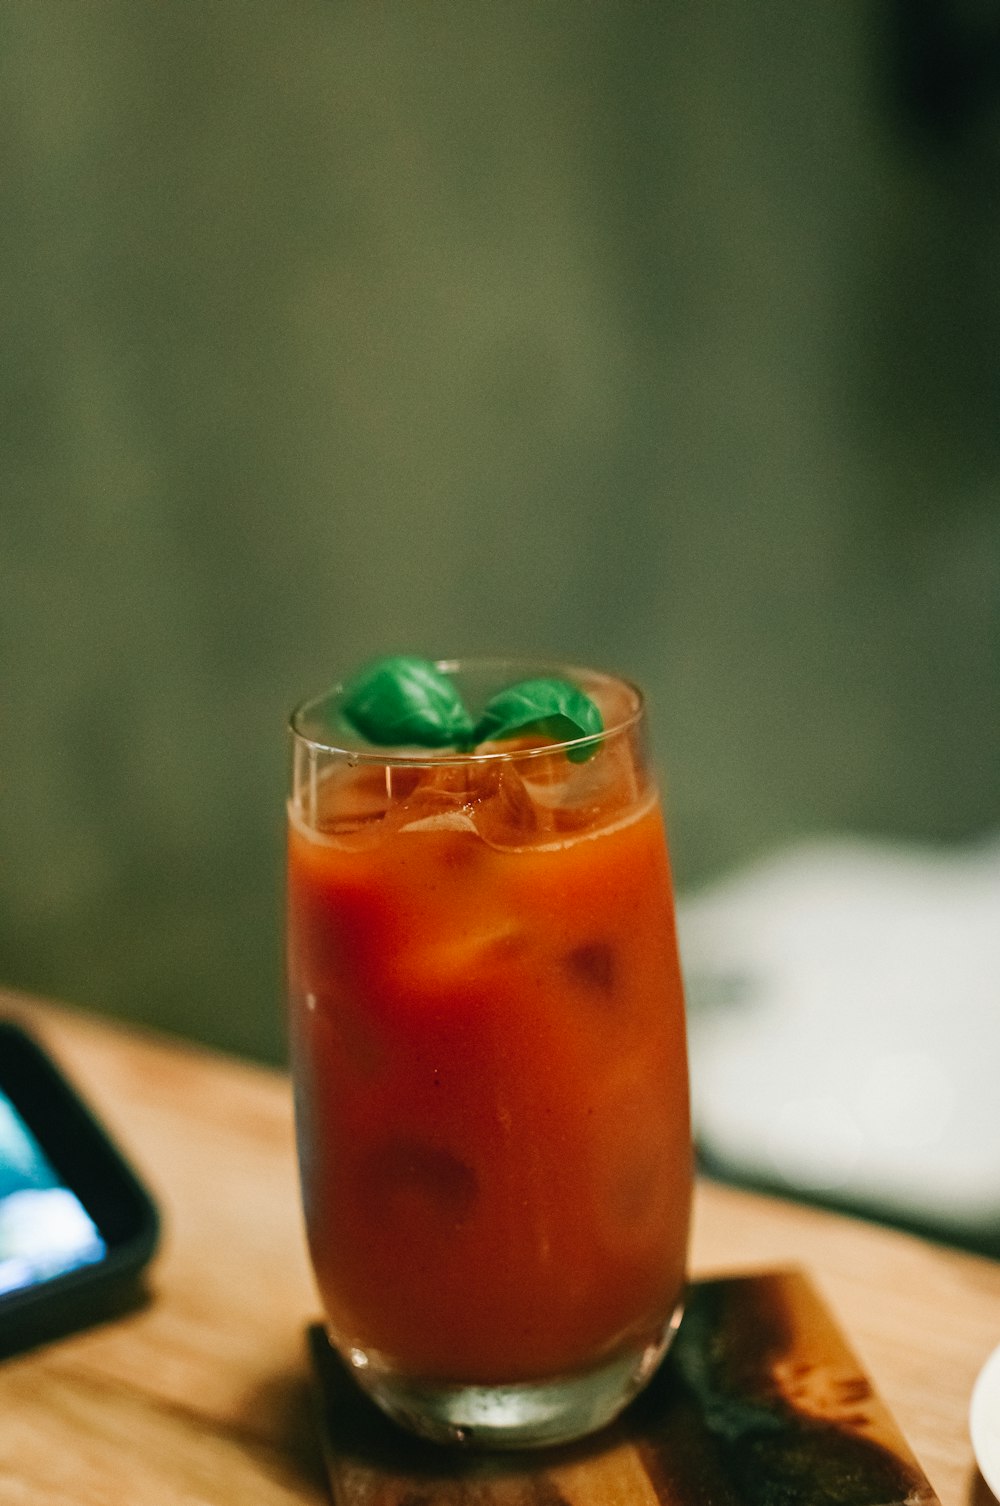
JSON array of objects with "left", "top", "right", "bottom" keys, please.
[{"left": 286, "top": 661, "right": 691, "bottom": 1446}]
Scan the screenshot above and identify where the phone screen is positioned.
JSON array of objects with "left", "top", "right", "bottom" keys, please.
[{"left": 0, "top": 1087, "right": 107, "bottom": 1297}]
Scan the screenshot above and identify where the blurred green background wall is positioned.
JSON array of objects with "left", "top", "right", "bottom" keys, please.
[{"left": 2, "top": 2, "right": 998, "bottom": 1063}]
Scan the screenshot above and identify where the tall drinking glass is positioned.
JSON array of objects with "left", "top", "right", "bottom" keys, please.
[{"left": 286, "top": 660, "right": 691, "bottom": 1448}]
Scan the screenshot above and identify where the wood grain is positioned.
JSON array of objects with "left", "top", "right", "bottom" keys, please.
[{"left": 0, "top": 988, "right": 997, "bottom": 1506}]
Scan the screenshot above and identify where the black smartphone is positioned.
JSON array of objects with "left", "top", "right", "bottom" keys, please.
[{"left": 0, "top": 1018, "right": 160, "bottom": 1357}]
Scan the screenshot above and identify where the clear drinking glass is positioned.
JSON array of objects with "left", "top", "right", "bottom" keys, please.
[{"left": 286, "top": 660, "right": 692, "bottom": 1448}]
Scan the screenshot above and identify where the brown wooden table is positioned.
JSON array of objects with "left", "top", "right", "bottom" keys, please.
[{"left": 0, "top": 986, "right": 997, "bottom": 1505}]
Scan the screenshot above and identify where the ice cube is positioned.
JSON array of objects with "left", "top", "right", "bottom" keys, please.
[
  {"left": 472, "top": 763, "right": 560, "bottom": 850},
  {"left": 384, "top": 759, "right": 498, "bottom": 833},
  {"left": 369, "top": 759, "right": 502, "bottom": 855},
  {"left": 516, "top": 750, "right": 576, "bottom": 813},
  {"left": 297, "top": 762, "right": 439, "bottom": 850},
  {"left": 563, "top": 940, "right": 617, "bottom": 994},
  {"left": 415, "top": 759, "right": 502, "bottom": 804},
  {"left": 474, "top": 740, "right": 647, "bottom": 848},
  {"left": 399, "top": 810, "right": 479, "bottom": 835},
  {"left": 309, "top": 763, "right": 394, "bottom": 844},
  {"left": 546, "top": 736, "right": 645, "bottom": 834},
  {"left": 363, "top": 1138, "right": 478, "bottom": 1228},
  {"left": 592, "top": 1073, "right": 675, "bottom": 1246}
]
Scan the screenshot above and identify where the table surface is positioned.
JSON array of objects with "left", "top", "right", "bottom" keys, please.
[{"left": 0, "top": 987, "right": 997, "bottom": 1506}]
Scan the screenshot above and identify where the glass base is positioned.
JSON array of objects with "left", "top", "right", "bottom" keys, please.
[{"left": 344, "top": 1302, "right": 685, "bottom": 1450}]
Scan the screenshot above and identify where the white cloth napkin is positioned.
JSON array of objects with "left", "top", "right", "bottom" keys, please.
[{"left": 680, "top": 831, "right": 1000, "bottom": 1234}]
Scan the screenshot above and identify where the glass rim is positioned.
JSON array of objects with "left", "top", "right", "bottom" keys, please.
[{"left": 288, "top": 657, "right": 646, "bottom": 766}]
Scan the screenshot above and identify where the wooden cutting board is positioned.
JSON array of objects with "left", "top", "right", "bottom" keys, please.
[{"left": 308, "top": 1267, "right": 941, "bottom": 1505}]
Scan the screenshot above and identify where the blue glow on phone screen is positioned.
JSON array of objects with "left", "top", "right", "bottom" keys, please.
[{"left": 0, "top": 1090, "right": 106, "bottom": 1296}]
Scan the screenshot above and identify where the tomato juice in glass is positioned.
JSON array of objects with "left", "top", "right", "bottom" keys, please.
[{"left": 286, "top": 661, "right": 691, "bottom": 1447}]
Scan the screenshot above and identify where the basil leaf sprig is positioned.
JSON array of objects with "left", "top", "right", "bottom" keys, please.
[
  {"left": 340, "top": 656, "right": 603, "bottom": 759},
  {"left": 340, "top": 656, "right": 475, "bottom": 748},
  {"left": 473, "top": 678, "right": 603, "bottom": 762}
]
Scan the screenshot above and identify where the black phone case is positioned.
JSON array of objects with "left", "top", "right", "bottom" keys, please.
[{"left": 0, "top": 1019, "right": 160, "bottom": 1357}]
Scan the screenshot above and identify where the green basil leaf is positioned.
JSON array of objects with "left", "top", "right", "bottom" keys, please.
[
  {"left": 473, "top": 678, "right": 603, "bottom": 761},
  {"left": 340, "top": 656, "right": 475, "bottom": 748}
]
